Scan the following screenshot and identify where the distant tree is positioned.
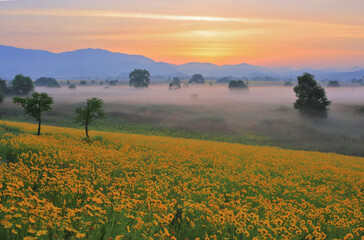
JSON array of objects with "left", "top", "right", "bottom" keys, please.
[
  {"left": 172, "top": 77, "right": 181, "bottom": 85},
  {"left": 129, "top": 69, "right": 150, "bottom": 88},
  {"left": 188, "top": 74, "right": 205, "bottom": 84},
  {"left": 109, "top": 80, "right": 118, "bottom": 86},
  {"left": 69, "top": 84, "right": 76, "bottom": 89},
  {"left": 328, "top": 80, "right": 340, "bottom": 87},
  {"left": 293, "top": 73, "right": 331, "bottom": 116},
  {"left": 228, "top": 80, "right": 248, "bottom": 89},
  {"left": 100, "top": 81, "right": 104, "bottom": 85},
  {"left": 284, "top": 81, "right": 293, "bottom": 86},
  {"left": 66, "top": 80, "right": 71, "bottom": 85},
  {"left": 13, "top": 92, "right": 54, "bottom": 135},
  {"left": 35, "top": 77, "right": 61, "bottom": 88},
  {"left": 169, "top": 77, "right": 181, "bottom": 90},
  {"left": 11, "top": 74, "right": 34, "bottom": 95},
  {"left": 80, "top": 80, "right": 87, "bottom": 86},
  {"left": 75, "top": 97, "right": 105, "bottom": 139},
  {"left": 169, "top": 82, "right": 181, "bottom": 90},
  {"left": 0, "top": 91, "right": 4, "bottom": 104},
  {"left": 91, "top": 80, "right": 95, "bottom": 84},
  {"left": 0, "top": 79, "right": 10, "bottom": 95}
]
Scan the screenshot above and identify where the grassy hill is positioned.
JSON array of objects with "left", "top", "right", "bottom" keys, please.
[{"left": 0, "top": 121, "right": 363, "bottom": 240}]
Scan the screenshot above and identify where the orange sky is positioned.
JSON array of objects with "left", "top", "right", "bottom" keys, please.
[{"left": 0, "top": 0, "right": 364, "bottom": 68}]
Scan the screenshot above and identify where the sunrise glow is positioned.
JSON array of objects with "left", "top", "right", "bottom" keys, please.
[{"left": 1, "top": 0, "right": 364, "bottom": 67}]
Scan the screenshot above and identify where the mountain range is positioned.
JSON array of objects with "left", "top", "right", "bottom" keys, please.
[{"left": 1, "top": 45, "right": 363, "bottom": 81}]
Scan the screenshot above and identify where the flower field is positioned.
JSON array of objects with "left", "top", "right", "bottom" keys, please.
[{"left": 0, "top": 121, "right": 363, "bottom": 240}]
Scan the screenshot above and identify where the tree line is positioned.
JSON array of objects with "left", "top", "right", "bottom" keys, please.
[
  {"left": 1, "top": 71, "right": 332, "bottom": 137},
  {"left": 0, "top": 74, "right": 34, "bottom": 101}
]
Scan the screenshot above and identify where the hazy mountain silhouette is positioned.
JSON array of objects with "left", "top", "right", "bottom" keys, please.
[{"left": 0, "top": 45, "right": 363, "bottom": 80}]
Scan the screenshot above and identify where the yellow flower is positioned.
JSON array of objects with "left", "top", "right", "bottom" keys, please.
[
  {"left": 36, "top": 230, "right": 47, "bottom": 236},
  {"left": 76, "top": 233, "right": 86, "bottom": 239},
  {"left": 24, "top": 237, "right": 37, "bottom": 240},
  {"left": 29, "top": 216, "right": 36, "bottom": 224},
  {"left": 344, "top": 233, "right": 354, "bottom": 240}
]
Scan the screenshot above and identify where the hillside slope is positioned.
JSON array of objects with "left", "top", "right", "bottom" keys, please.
[{"left": 0, "top": 121, "right": 363, "bottom": 239}]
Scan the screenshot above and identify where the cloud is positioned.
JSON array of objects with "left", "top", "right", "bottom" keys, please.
[
  {"left": 0, "top": 8, "right": 261, "bottom": 23},
  {"left": 1, "top": 8, "right": 363, "bottom": 31}
]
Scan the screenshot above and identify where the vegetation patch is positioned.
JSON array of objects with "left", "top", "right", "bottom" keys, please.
[{"left": 0, "top": 121, "right": 362, "bottom": 239}]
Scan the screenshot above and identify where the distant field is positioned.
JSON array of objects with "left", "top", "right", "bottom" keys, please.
[
  {"left": 0, "top": 121, "right": 363, "bottom": 239},
  {"left": 1, "top": 85, "right": 364, "bottom": 157}
]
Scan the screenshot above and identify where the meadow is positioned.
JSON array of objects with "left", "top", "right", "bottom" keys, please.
[
  {"left": 0, "top": 121, "right": 363, "bottom": 240},
  {"left": 1, "top": 84, "right": 364, "bottom": 157}
]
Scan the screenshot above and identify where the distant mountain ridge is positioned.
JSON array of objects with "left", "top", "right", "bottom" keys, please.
[{"left": 0, "top": 45, "right": 363, "bottom": 81}]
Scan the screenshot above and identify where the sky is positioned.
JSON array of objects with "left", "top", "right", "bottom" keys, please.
[{"left": 0, "top": 0, "right": 364, "bottom": 68}]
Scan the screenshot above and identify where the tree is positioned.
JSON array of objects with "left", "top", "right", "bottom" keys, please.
[
  {"left": 35, "top": 77, "right": 61, "bottom": 88},
  {"left": 0, "top": 79, "right": 10, "bottom": 95},
  {"left": 75, "top": 97, "right": 105, "bottom": 138},
  {"left": 228, "top": 80, "right": 248, "bottom": 89},
  {"left": 169, "top": 77, "right": 181, "bottom": 90},
  {"left": 188, "top": 74, "right": 205, "bottom": 84},
  {"left": 285, "top": 79, "right": 293, "bottom": 86},
  {"left": 109, "top": 80, "right": 118, "bottom": 86},
  {"left": 80, "top": 80, "right": 87, "bottom": 85},
  {"left": 0, "top": 91, "right": 4, "bottom": 104},
  {"left": 0, "top": 79, "right": 8, "bottom": 104},
  {"left": 12, "top": 74, "right": 34, "bottom": 95},
  {"left": 13, "top": 92, "right": 53, "bottom": 135},
  {"left": 293, "top": 73, "right": 331, "bottom": 116},
  {"left": 328, "top": 80, "right": 340, "bottom": 87},
  {"left": 69, "top": 84, "right": 76, "bottom": 89},
  {"left": 129, "top": 69, "right": 150, "bottom": 88},
  {"left": 172, "top": 77, "right": 181, "bottom": 85}
]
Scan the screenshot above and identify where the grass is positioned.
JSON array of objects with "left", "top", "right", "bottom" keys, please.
[
  {"left": 1, "top": 98, "right": 364, "bottom": 157},
  {"left": 0, "top": 102, "right": 269, "bottom": 147}
]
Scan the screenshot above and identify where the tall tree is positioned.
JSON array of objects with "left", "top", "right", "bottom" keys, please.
[
  {"left": 293, "top": 73, "right": 331, "bottom": 116},
  {"left": 13, "top": 92, "right": 54, "bottom": 135},
  {"left": 129, "top": 69, "right": 150, "bottom": 88},
  {"left": 75, "top": 97, "right": 105, "bottom": 138},
  {"left": 12, "top": 74, "right": 34, "bottom": 95}
]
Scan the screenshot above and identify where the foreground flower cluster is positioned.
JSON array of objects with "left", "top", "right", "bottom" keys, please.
[{"left": 0, "top": 121, "right": 363, "bottom": 240}]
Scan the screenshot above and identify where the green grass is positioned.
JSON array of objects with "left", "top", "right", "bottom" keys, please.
[{"left": 1, "top": 100, "right": 364, "bottom": 157}]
